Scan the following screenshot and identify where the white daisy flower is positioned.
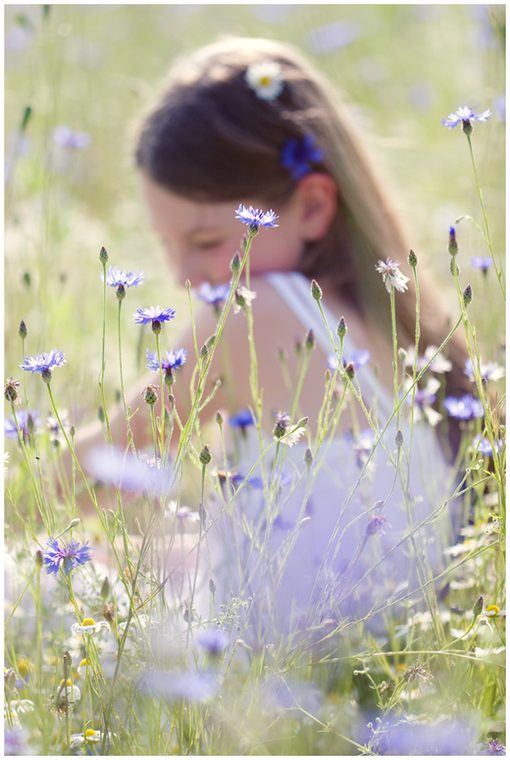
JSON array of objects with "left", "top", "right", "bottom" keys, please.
[
  {"left": 71, "top": 617, "right": 110, "bottom": 636},
  {"left": 245, "top": 60, "right": 284, "bottom": 101}
]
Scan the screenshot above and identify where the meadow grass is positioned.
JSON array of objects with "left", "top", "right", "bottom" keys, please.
[{"left": 4, "top": 5, "right": 505, "bottom": 756}]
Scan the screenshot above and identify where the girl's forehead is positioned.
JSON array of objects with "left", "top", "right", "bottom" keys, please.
[{"left": 142, "top": 175, "right": 236, "bottom": 234}]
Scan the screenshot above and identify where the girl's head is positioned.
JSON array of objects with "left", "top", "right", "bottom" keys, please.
[
  {"left": 135, "top": 36, "right": 394, "bottom": 310},
  {"left": 135, "top": 36, "right": 470, "bottom": 422}
]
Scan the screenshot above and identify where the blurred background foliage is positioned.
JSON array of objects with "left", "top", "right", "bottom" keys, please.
[{"left": 4, "top": 4, "right": 505, "bottom": 426}]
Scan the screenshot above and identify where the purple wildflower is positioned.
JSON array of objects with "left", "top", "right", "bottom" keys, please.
[
  {"left": 472, "top": 434, "right": 504, "bottom": 458},
  {"left": 405, "top": 345, "right": 452, "bottom": 374},
  {"left": 405, "top": 377, "right": 443, "bottom": 426},
  {"left": 235, "top": 205, "right": 279, "bottom": 230},
  {"left": 464, "top": 357, "right": 505, "bottom": 383},
  {"left": 441, "top": 105, "right": 492, "bottom": 130},
  {"left": 228, "top": 408, "right": 256, "bottom": 431},
  {"left": 471, "top": 256, "right": 494, "bottom": 273},
  {"left": 86, "top": 447, "right": 173, "bottom": 494},
  {"left": 304, "top": 19, "right": 361, "bottom": 55},
  {"left": 195, "top": 629, "right": 230, "bottom": 657},
  {"left": 327, "top": 349, "right": 370, "bottom": 372},
  {"left": 483, "top": 739, "right": 506, "bottom": 755},
  {"left": 20, "top": 348, "right": 66, "bottom": 375},
  {"left": 280, "top": 134, "right": 324, "bottom": 181},
  {"left": 443, "top": 394, "right": 484, "bottom": 420},
  {"left": 140, "top": 670, "right": 219, "bottom": 703},
  {"left": 134, "top": 306, "right": 175, "bottom": 334},
  {"left": 4, "top": 409, "right": 40, "bottom": 441},
  {"left": 43, "top": 537, "right": 94, "bottom": 577},
  {"left": 101, "top": 266, "right": 145, "bottom": 289},
  {"left": 146, "top": 349, "right": 187, "bottom": 385},
  {"left": 348, "top": 428, "right": 375, "bottom": 468},
  {"left": 195, "top": 282, "right": 230, "bottom": 313},
  {"left": 52, "top": 125, "right": 91, "bottom": 150},
  {"left": 375, "top": 258, "right": 409, "bottom": 293}
]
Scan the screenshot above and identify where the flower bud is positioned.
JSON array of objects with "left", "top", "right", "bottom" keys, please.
[
  {"left": 408, "top": 249, "right": 418, "bottom": 268},
  {"left": 151, "top": 320, "right": 162, "bottom": 335},
  {"left": 142, "top": 384, "right": 158, "bottom": 405},
  {"left": 311, "top": 279, "right": 322, "bottom": 302},
  {"left": 304, "top": 448, "right": 313, "bottom": 467},
  {"left": 216, "top": 412, "right": 223, "bottom": 425},
  {"left": 200, "top": 344, "right": 209, "bottom": 361},
  {"left": 463, "top": 284, "right": 473, "bottom": 307},
  {"left": 230, "top": 252, "right": 241, "bottom": 273},
  {"left": 35, "top": 549, "right": 44, "bottom": 568},
  {"left": 116, "top": 284, "right": 126, "bottom": 301},
  {"left": 473, "top": 595, "right": 484, "bottom": 619},
  {"left": 209, "top": 577, "right": 216, "bottom": 594},
  {"left": 304, "top": 329, "right": 316, "bottom": 351},
  {"left": 70, "top": 425, "right": 75, "bottom": 438},
  {"left": 100, "top": 577, "right": 110, "bottom": 599},
  {"left": 99, "top": 246, "right": 109, "bottom": 264},
  {"left": 344, "top": 362, "right": 355, "bottom": 380},
  {"left": 395, "top": 429, "right": 404, "bottom": 448},
  {"left": 98, "top": 407, "right": 105, "bottom": 423},
  {"left": 19, "top": 319, "right": 27, "bottom": 339},
  {"left": 296, "top": 417, "right": 309, "bottom": 428},
  {"left": 199, "top": 444, "right": 212, "bottom": 467},
  {"left": 4, "top": 378, "right": 21, "bottom": 404},
  {"left": 337, "top": 317, "right": 347, "bottom": 338},
  {"left": 448, "top": 226, "right": 459, "bottom": 257},
  {"left": 450, "top": 258, "right": 460, "bottom": 277},
  {"left": 41, "top": 369, "right": 53, "bottom": 384},
  {"left": 398, "top": 347, "right": 407, "bottom": 363},
  {"left": 462, "top": 120, "right": 473, "bottom": 137}
]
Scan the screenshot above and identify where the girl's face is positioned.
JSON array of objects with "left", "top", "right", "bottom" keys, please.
[{"left": 141, "top": 176, "right": 306, "bottom": 286}]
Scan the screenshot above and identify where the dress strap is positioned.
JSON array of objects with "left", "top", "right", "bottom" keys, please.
[{"left": 264, "top": 271, "right": 394, "bottom": 420}]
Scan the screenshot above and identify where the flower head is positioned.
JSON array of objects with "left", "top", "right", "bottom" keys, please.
[
  {"left": 233, "top": 286, "right": 257, "bottom": 313},
  {"left": 405, "top": 376, "right": 443, "bottom": 426},
  {"left": 134, "top": 306, "right": 175, "bottom": 334},
  {"left": 482, "top": 739, "right": 506, "bottom": 755},
  {"left": 273, "top": 412, "right": 307, "bottom": 446},
  {"left": 146, "top": 348, "right": 187, "bottom": 385},
  {"left": 196, "top": 629, "right": 230, "bottom": 657},
  {"left": 235, "top": 205, "right": 279, "bottom": 231},
  {"left": 52, "top": 125, "right": 91, "bottom": 150},
  {"left": 165, "top": 501, "right": 200, "bottom": 533},
  {"left": 71, "top": 618, "right": 110, "bottom": 636},
  {"left": 195, "top": 282, "right": 230, "bottom": 313},
  {"left": 20, "top": 348, "right": 66, "bottom": 383},
  {"left": 443, "top": 394, "right": 484, "bottom": 420},
  {"left": 280, "top": 134, "right": 324, "bottom": 181},
  {"left": 4, "top": 409, "right": 40, "bottom": 441},
  {"left": 86, "top": 446, "right": 173, "bottom": 494},
  {"left": 464, "top": 357, "right": 505, "bottom": 383},
  {"left": 229, "top": 408, "right": 256, "bottom": 431},
  {"left": 441, "top": 105, "right": 492, "bottom": 133},
  {"left": 43, "top": 537, "right": 94, "bottom": 576},
  {"left": 471, "top": 256, "right": 494, "bottom": 273},
  {"left": 375, "top": 258, "right": 410, "bottom": 293},
  {"left": 405, "top": 345, "right": 452, "bottom": 374},
  {"left": 327, "top": 349, "right": 371, "bottom": 373},
  {"left": 101, "top": 266, "right": 145, "bottom": 290},
  {"left": 472, "top": 434, "right": 504, "bottom": 458},
  {"left": 245, "top": 60, "right": 284, "bottom": 101},
  {"left": 4, "top": 378, "right": 21, "bottom": 404}
]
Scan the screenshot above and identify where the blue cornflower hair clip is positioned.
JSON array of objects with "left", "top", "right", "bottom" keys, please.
[{"left": 280, "top": 135, "right": 324, "bottom": 181}]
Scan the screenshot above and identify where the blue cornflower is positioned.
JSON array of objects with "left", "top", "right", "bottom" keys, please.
[
  {"left": 470, "top": 256, "right": 494, "bottom": 273},
  {"left": 146, "top": 348, "right": 187, "bottom": 385},
  {"left": 196, "top": 629, "right": 230, "bottom": 657},
  {"left": 441, "top": 105, "right": 492, "bottom": 132},
  {"left": 443, "top": 394, "right": 484, "bottom": 420},
  {"left": 327, "top": 349, "right": 370, "bottom": 372},
  {"left": 482, "top": 739, "right": 506, "bottom": 755},
  {"left": 43, "top": 537, "right": 94, "bottom": 576},
  {"left": 464, "top": 357, "right": 505, "bottom": 383},
  {"left": 4, "top": 409, "right": 40, "bottom": 441},
  {"left": 101, "top": 266, "right": 145, "bottom": 289},
  {"left": 235, "top": 205, "right": 279, "bottom": 231},
  {"left": 134, "top": 306, "right": 175, "bottom": 334},
  {"left": 196, "top": 282, "right": 230, "bottom": 313},
  {"left": 280, "top": 135, "right": 324, "bottom": 181},
  {"left": 52, "top": 125, "right": 91, "bottom": 150},
  {"left": 229, "top": 408, "right": 256, "bottom": 431},
  {"left": 472, "top": 434, "right": 504, "bottom": 458},
  {"left": 20, "top": 348, "right": 66, "bottom": 383}
]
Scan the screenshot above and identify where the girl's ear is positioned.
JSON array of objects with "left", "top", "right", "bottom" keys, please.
[{"left": 295, "top": 172, "right": 338, "bottom": 242}]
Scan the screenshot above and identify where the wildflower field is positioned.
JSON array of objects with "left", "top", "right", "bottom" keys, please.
[{"left": 4, "top": 5, "right": 506, "bottom": 756}]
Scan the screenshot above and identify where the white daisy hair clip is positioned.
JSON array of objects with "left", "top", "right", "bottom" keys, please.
[{"left": 245, "top": 60, "right": 284, "bottom": 102}]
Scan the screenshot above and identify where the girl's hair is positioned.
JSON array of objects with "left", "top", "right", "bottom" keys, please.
[{"left": 135, "top": 36, "right": 470, "bottom": 453}]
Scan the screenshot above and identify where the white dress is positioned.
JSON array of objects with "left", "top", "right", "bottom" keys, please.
[{"left": 197, "top": 272, "right": 456, "bottom": 644}]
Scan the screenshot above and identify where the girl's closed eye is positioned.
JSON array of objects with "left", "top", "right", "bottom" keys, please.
[{"left": 192, "top": 237, "right": 227, "bottom": 250}]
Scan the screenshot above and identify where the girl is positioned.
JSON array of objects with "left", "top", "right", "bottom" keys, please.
[{"left": 94, "top": 36, "right": 470, "bottom": 643}]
